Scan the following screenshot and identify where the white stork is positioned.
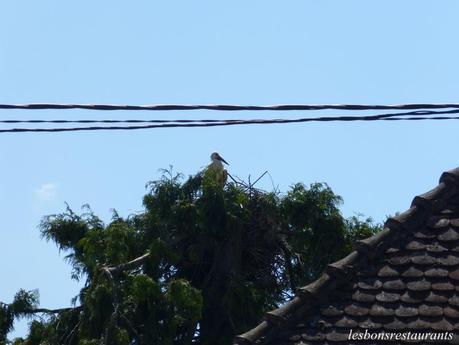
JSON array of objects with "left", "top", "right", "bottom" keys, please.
[{"left": 208, "top": 152, "right": 229, "bottom": 186}]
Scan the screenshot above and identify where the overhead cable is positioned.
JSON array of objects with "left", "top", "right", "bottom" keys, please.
[
  {"left": 1, "top": 103, "right": 459, "bottom": 112},
  {"left": 1, "top": 109, "right": 458, "bottom": 134},
  {"left": 0, "top": 108, "right": 458, "bottom": 124}
]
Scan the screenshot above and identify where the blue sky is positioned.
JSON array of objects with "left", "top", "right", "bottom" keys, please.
[{"left": 1, "top": 1, "right": 458, "bottom": 338}]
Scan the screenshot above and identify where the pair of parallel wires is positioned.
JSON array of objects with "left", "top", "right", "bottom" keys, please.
[{"left": 0, "top": 103, "right": 458, "bottom": 133}]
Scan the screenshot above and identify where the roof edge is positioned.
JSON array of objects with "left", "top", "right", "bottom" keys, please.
[{"left": 233, "top": 166, "right": 459, "bottom": 345}]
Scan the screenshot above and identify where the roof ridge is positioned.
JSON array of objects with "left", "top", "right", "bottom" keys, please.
[{"left": 234, "top": 166, "right": 459, "bottom": 345}]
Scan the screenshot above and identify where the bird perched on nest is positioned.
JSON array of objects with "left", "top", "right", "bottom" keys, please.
[{"left": 207, "top": 152, "right": 229, "bottom": 186}]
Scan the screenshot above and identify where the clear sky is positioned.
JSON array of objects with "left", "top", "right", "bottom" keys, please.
[{"left": 1, "top": 1, "right": 458, "bottom": 338}]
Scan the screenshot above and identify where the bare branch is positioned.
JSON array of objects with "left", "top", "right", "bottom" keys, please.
[
  {"left": 251, "top": 171, "right": 268, "bottom": 187},
  {"left": 105, "top": 252, "right": 151, "bottom": 275},
  {"left": 227, "top": 172, "right": 242, "bottom": 185}
]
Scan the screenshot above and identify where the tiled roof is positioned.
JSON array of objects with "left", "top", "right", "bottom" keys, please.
[{"left": 234, "top": 167, "right": 459, "bottom": 345}]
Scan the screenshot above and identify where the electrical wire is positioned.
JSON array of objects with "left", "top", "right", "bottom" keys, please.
[
  {"left": 0, "top": 109, "right": 458, "bottom": 134},
  {"left": 0, "top": 108, "right": 458, "bottom": 124},
  {"left": 0, "top": 103, "right": 459, "bottom": 112}
]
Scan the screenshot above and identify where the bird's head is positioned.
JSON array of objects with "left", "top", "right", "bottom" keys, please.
[{"left": 210, "top": 152, "right": 229, "bottom": 165}]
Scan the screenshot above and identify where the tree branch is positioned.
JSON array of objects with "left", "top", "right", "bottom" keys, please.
[
  {"left": 277, "top": 238, "right": 298, "bottom": 292},
  {"left": 120, "top": 314, "right": 139, "bottom": 339},
  {"left": 105, "top": 252, "right": 150, "bottom": 275},
  {"left": 20, "top": 306, "right": 82, "bottom": 314}
]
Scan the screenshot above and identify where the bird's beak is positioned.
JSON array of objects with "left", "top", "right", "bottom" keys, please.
[{"left": 218, "top": 155, "right": 229, "bottom": 165}]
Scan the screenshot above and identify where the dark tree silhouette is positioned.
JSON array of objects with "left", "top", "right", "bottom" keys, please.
[{"left": 1, "top": 168, "right": 380, "bottom": 345}]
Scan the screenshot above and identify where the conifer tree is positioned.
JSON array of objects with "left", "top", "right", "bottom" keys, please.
[{"left": 1, "top": 169, "right": 380, "bottom": 345}]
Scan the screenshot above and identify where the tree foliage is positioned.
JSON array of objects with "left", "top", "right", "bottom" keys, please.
[{"left": 3, "top": 168, "right": 380, "bottom": 345}]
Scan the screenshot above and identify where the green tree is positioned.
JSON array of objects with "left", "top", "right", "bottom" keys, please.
[{"left": 2, "top": 168, "right": 380, "bottom": 345}]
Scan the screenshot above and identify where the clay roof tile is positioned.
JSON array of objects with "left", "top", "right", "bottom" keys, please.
[{"left": 234, "top": 167, "right": 459, "bottom": 345}]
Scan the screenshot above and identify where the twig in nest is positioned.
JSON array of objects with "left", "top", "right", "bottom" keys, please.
[
  {"left": 251, "top": 171, "right": 268, "bottom": 187},
  {"left": 227, "top": 172, "right": 244, "bottom": 186}
]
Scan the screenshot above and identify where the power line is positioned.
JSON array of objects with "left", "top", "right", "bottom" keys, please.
[
  {"left": 1, "top": 103, "right": 459, "bottom": 112},
  {"left": 0, "top": 109, "right": 459, "bottom": 124},
  {"left": 0, "top": 108, "right": 458, "bottom": 124},
  {"left": 1, "top": 109, "right": 458, "bottom": 134},
  {"left": 1, "top": 105, "right": 458, "bottom": 134}
]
